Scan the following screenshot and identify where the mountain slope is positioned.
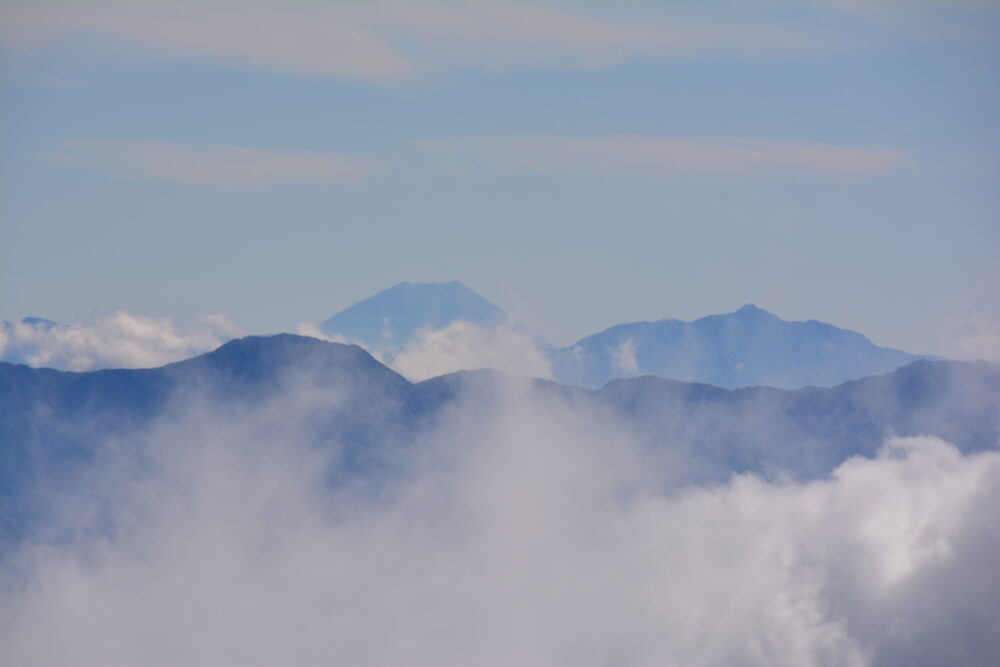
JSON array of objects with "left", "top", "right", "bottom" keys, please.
[
  {"left": 0, "top": 335, "right": 444, "bottom": 537},
  {"left": 551, "top": 304, "right": 924, "bottom": 389},
  {"left": 591, "top": 358, "right": 1000, "bottom": 482}
]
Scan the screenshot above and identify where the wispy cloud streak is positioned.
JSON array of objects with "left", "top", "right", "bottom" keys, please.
[
  {"left": 46, "top": 140, "right": 381, "bottom": 190},
  {"left": 415, "top": 134, "right": 909, "bottom": 180}
]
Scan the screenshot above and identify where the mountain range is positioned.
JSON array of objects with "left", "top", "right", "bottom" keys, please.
[
  {"left": 1, "top": 282, "right": 934, "bottom": 390},
  {"left": 3, "top": 334, "right": 996, "bottom": 540},
  {"left": 319, "top": 281, "right": 927, "bottom": 389}
]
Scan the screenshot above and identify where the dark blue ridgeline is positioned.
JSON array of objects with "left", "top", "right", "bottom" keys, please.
[{"left": 1, "top": 334, "right": 998, "bottom": 541}]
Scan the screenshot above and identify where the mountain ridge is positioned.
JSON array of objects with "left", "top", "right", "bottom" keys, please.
[
  {"left": 3, "top": 288, "right": 932, "bottom": 390},
  {"left": 2, "top": 334, "right": 994, "bottom": 485}
]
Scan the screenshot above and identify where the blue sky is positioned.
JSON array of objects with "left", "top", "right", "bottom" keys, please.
[{"left": 1, "top": 0, "right": 997, "bottom": 355}]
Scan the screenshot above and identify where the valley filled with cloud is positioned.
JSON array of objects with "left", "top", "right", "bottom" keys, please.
[{"left": 2, "top": 356, "right": 998, "bottom": 666}]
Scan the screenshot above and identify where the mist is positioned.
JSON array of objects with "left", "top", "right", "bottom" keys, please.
[{"left": 2, "top": 374, "right": 997, "bottom": 667}]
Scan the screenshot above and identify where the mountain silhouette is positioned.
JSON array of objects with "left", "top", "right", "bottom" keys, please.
[
  {"left": 320, "top": 281, "right": 510, "bottom": 351},
  {"left": 2, "top": 334, "right": 995, "bottom": 540},
  {"left": 552, "top": 304, "right": 925, "bottom": 389}
]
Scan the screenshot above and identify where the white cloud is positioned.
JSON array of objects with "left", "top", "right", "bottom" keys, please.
[
  {"left": 1, "top": 370, "right": 997, "bottom": 666},
  {"left": 0, "top": 311, "right": 240, "bottom": 370},
  {"left": 414, "top": 134, "right": 909, "bottom": 180},
  {"left": 389, "top": 320, "right": 553, "bottom": 381},
  {"left": 297, "top": 318, "right": 554, "bottom": 382},
  {"left": 611, "top": 337, "right": 639, "bottom": 374},
  {"left": 46, "top": 140, "right": 381, "bottom": 190},
  {"left": 0, "top": 1, "right": 837, "bottom": 83}
]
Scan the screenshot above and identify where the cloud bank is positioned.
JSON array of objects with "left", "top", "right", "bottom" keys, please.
[
  {"left": 1, "top": 375, "right": 997, "bottom": 666},
  {"left": 46, "top": 141, "right": 381, "bottom": 190},
  {"left": 0, "top": 311, "right": 240, "bottom": 371}
]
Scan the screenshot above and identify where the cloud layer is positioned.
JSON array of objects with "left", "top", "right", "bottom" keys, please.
[
  {"left": 1, "top": 374, "right": 997, "bottom": 666},
  {"left": 0, "top": 311, "right": 240, "bottom": 371}
]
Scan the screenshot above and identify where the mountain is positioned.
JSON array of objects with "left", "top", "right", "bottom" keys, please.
[
  {"left": 320, "top": 284, "right": 927, "bottom": 390},
  {"left": 0, "top": 335, "right": 445, "bottom": 537},
  {"left": 550, "top": 304, "right": 925, "bottom": 390},
  {"left": 321, "top": 281, "right": 511, "bottom": 351},
  {"left": 2, "top": 334, "right": 996, "bottom": 540}
]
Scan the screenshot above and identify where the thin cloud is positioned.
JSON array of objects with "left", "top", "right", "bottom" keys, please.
[
  {"left": 45, "top": 140, "right": 382, "bottom": 190},
  {"left": 1, "top": 1, "right": 836, "bottom": 83},
  {"left": 414, "top": 134, "right": 909, "bottom": 180}
]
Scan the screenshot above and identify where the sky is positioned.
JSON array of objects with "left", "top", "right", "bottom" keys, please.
[{"left": 1, "top": 0, "right": 998, "bottom": 356}]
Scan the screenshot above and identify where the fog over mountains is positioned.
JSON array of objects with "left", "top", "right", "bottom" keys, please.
[
  {"left": 2, "top": 334, "right": 996, "bottom": 535},
  {"left": 3, "top": 0, "right": 995, "bottom": 662},
  {"left": 2, "top": 333, "right": 998, "bottom": 665},
  {"left": 2, "top": 287, "right": 998, "bottom": 666}
]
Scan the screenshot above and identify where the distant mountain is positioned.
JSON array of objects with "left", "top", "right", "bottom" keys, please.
[
  {"left": 321, "top": 281, "right": 511, "bottom": 351},
  {"left": 2, "top": 334, "right": 996, "bottom": 539},
  {"left": 551, "top": 304, "right": 926, "bottom": 390},
  {"left": 319, "top": 285, "right": 928, "bottom": 390}
]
